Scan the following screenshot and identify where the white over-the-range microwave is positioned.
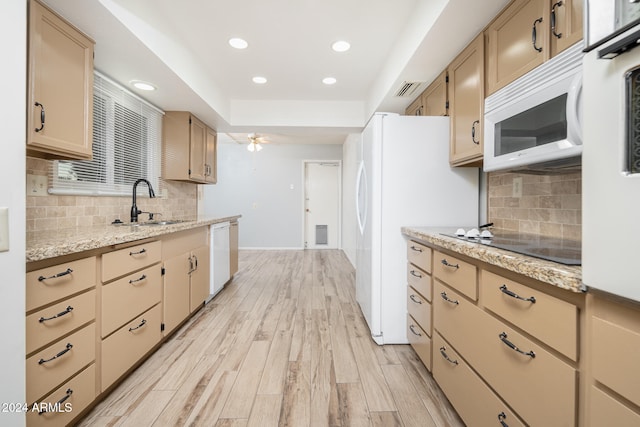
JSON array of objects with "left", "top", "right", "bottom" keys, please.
[{"left": 483, "top": 42, "right": 584, "bottom": 173}]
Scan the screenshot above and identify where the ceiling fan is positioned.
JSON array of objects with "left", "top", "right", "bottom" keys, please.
[{"left": 246, "top": 133, "right": 270, "bottom": 152}]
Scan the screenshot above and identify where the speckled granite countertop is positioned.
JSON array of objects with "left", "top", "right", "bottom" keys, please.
[
  {"left": 26, "top": 215, "right": 241, "bottom": 263},
  {"left": 402, "top": 226, "right": 583, "bottom": 294}
]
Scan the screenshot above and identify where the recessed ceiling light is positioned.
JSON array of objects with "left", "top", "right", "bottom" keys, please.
[
  {"left": 130, "top": 80, "right": 156, "bottom": 91},
  {"left": 331, "top": 40, "right": 351, "bottom": 52},
  {"left": 322, "top": 77, "right": 337, "bottom": 85},
  {"left": 252, "top": 76, "right": 267, "bottom": 84},
  {"left": 229, "top": 38, "right": 248, "bottom": 49}
]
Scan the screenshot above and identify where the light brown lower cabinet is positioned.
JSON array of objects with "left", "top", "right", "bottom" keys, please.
[{"left": 230, "top": 221, "right": 239, "bottom": 276}]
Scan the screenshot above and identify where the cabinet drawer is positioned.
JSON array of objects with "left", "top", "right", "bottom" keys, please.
[
  {"left": 26, "top": 323, "right": 95, "bottom": 404},
  {"left": 26, "top": 257, "right": 96, "bottom": 312},
  {"left": 101, "top": 240, "right": 161, "bottom": 282},
  {"left": 481, "top": 270, "right": 578, "bottom": 361},
  {"left": 101, "top": 304, "right": 162, "bottom": 391},
  {"left": 407, "top": 240, "right": 431, "bottom": 273},
  {"left": 407, "top": 263, "right": 430, "bottom": 301},
  {"left": 433, "top": 332, "right": 526, "bottom": 427},
  {"left": 26, "top": 363, "right": 96, "bottom": 427},
  {"left": 407, "top": 286, "right": 430, "bottom": 333},
  {"left": 592, "top": 316, "right": 640, "bottom": 407},
  {"left": 26, "top": 289, "right": 96, "bottom": 355},
  {"left": 433, "top": 250, "right": 477, "bottom": 300},
  {"left": 589, "top": 386, "right": 640, "bottom": 427},
  {"left": 101, "top": 265, "right": 162, "bottom": 337},
  {"left": 407, "top": 314, "right": 431, "bottom": 371},
  {"left": 434, "top": 282, "right": 576, "bottom": 426}
]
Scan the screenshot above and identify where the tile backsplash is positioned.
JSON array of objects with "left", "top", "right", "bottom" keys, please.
[
  {"left": 26, "top": 157, "right": 197, "bottom": 232},
  {"left": 487, "top": 171, "right": 581, "bottom": 240}
]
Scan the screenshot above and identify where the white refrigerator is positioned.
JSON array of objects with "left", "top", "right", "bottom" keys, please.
[{"left": 355, "top": 112, "right": 479, "bottom": 345}]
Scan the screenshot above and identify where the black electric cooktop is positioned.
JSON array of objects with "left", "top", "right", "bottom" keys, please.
[{"left": 441, "top": 232, "right": 581, "bottom": 266}]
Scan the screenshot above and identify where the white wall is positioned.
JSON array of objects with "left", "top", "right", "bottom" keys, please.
[
  {"left": 1, "top": 1, "right": 26, "bottom": 424},
  {"left": 203, "top": 143, "right": 343, "bottom": 249},
  {"left": 341, "top": 134, "right": 360, "bottom": 267}
]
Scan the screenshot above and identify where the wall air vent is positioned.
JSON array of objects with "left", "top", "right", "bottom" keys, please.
[{"left": 394, "top": 81, "right": 424, "bottom": 97}]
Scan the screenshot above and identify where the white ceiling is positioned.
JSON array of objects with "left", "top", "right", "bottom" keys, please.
[{"left": 42, "top": 0, "right": 509, "bottom": 145}]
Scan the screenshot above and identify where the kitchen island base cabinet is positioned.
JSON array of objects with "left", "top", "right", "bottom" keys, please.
[{"left": 230, "top": 220, "right": 239, "bottom": 277}]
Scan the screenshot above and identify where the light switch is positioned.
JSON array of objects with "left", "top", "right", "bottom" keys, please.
[{"left": 0, "top": 207, "right": 8, "bottom": 252}]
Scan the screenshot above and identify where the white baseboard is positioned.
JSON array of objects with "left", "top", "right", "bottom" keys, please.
[{"left": 240, "top": 247, "right": 304, "bottom": 251}]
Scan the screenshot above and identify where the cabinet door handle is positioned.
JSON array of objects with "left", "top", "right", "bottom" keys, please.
[
  {"left": 34, "top": 102, "right": 45, "bottom": 132},
  {"left": 441, "top": 259, "right": 459, "bottom": 269},
  {"left": 129, "top": 248, "right": 147, "bottom": 256},
  {"left": 409, "top": 324, "right": 422, "bottom": 337},
  {"left": 532, "top": 17, "right": 543, "bottom": 52},
  {"left": 38, "top": 268, "right": 73, "bottom": 282},
  {"left": 129, "top": 319, "right": 147, "bottom": 332},
  {"left": 409, "top": 270, "right": 423, "bottom": 279},
  {"left": 471, "top": 120, "right": 480, "bottom": 144},
  {"left": 439, "top": 346, "right": 459, "bottom": 365},
  {"left": 39, "top": 306, "right": 74, "bottom": 323},
  {"left": 129, "top": 274, "right": 147, "bottom": 285},
  {"left": 498, "top": 332, "right": 536, "bottom": 358},
  {"left": 440, "top": 291, "right": 459, "bottom": 305},
  {"left": 498, "top": 412, "right": 509, "bottom": 427},
  {"left": 38, "top": 343, "right": 73, "bottom": 365},
  {"left": 409, "top": 294, "right": 423, "bottom": 304},
  {"left": 38, "top": 389, "right": 73, "bottom": 415},
  {"left": 551, "top": 1, "right": 563, "bottom": 39},
  {"left": 194, "top": 255, "right": 198, "bottom": 270},
  {"left": 499, "top": 284, "right": 536, "bottom": 303},
  {"left": 410, "top": 245, "right": 423, "bottom": 253}
]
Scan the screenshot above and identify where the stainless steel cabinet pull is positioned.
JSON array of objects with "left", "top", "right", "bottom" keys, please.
[
  {"left": 499, "top": 284, "right": 536, "bottom": 303},
  {"left": 440, "top": 291, "right": 459, "bottom": 305},
  {"left": 409, "top": 324, "right": 422, "bottom": 337},
  {"left": 129, "top": 274, "right": 147, "bottom": 284},
  {"left": 129, "top": 248, "right": 147, "bottom": 256},
  {"left": 441, "top": 259, "right": 459, "bottom": 269},
  {"left": 410, "top": 294, "right": 423, "bottom": 304},
  {"left": 129, "top": 319, "right": 147, "bottom": 332},
  {"left": 39, "top": 306, "right": 74, "bottom": 323},
  {"left": 35, "top": 102, "right": 45, "bottom": 132},
  {"left": 188, "top": 255, "right": 194, "bottom": 273},
  {"left": 410, "top": 245, "right": 423, "bottom": 253},
  {"left": 409, "top": 270, "right": 423, "bottom": 279},
  {"left": 38, "top": 343, "right": 73, "bottom": 365},
  {"left": 499, "top": 332, "right": 536, "bottom": 358},
  {"left": 439, "top": 346, "right": 458, "bottom": 365},
  {"left": 551, "top": 1, "right": 563, "bottom": 39},
  {"left": 471, "top": 120, "right": 480, "bottom": 144},
  {"left": 194, "top": 255, "right": 198, "bottom": 269},
  {"left": 38, "top": 268, "right": 73, "bottom": 282},
  {"left": 498, "top": 412, "right": 509, "bottom": 427},
  {"left": 38, "top": 389, "right": 73, "bottom": 415},
  {"left": 532, "top": 17, "right": 543, "bottom": 52}
]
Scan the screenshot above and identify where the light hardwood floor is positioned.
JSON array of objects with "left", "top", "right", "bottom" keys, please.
[{"left": 78, "top": 250, "right": 463, "bottom": 427}]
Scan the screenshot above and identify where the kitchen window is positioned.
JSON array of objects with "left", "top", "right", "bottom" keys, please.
[{"left": 50, "top": 72, "right": 163, "bottom": 196}]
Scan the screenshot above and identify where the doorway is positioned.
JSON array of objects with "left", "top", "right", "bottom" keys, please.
[{"left": 303, "top": 161, "right": 341, "bottom": 249}]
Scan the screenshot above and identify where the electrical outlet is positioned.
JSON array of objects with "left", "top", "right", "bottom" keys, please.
[
  {"left": 0, "top": 207, "right": 8, "bottom": 252},
  {"left": 512, "top": 177, "right": 523, "bottom": 198},
  {"left": 27, "top": 174, "right": 48, "bottom": 196}
]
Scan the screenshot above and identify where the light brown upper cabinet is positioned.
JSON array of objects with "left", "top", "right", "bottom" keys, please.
[
  {"left": 423, "top": 70, "right": 448, "bottom": 116},
  {"left": 27, "top": 0, "right": 95, "bottom": 159},
  {"left": 163, "top": 111, "right": 217, "bottom": 184},
  {"left": 405, "top": 96, "right": 424, "bottom": 116},
  {"left": 486, "top": 0, "right": 583, "bottom": 95},
  {"left": 448, "top": 33, "right": 484, "bottom": 166}
]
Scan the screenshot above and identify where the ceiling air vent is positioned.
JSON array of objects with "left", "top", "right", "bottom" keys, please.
[{"left": 394, "top": 81, "right": 424, "bottom": 97}]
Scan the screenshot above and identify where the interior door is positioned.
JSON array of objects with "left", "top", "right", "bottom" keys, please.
[{"left": 304, "top": 162, "right": 340, "bottom": 249}]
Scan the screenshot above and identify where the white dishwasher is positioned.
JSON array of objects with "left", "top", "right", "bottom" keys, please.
[{"left": 209, "top": 222, "right": 230, "bottom": 299}]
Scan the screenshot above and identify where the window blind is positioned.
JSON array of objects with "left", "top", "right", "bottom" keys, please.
[{"left": 50, "top": 71, "right": 164, "bottom": 197}]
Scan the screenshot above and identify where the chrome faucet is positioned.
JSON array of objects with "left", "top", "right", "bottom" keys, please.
[{"left": 131, "top": 179, "right": 156, "bottom": 223}]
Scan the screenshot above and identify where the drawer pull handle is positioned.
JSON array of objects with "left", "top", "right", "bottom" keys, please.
[
  {"left": 38, "top": 388, "right": 73, "bottom": 415},
  {"left": 38, "top": 343, "right": 73, "bottom": 365},
  {"left": 498, "top": 412, "right": 509, "bottom": 427},
  {"left": 409, "top": 270, "right": 423, "bottom": 279},
  {"left": 409, "top": 294, "right": 423, "bottom": 304},
  {"left": 129, "top": 248, "right": 147, "bottom": 256},
  {"left": 440, "top": 291, "right": 459, "bottom": 305},
  {"left": 38, "top": 268, "right": 73, "bottom": 282},
  {"left": 129, "top": 274, "right": 147, "bottom": 284},
  {"left": 439, "top": 346, "right": 458, "bottom": 365},
  {"left": 129, "top": 319, "right": 147, "bottom": 332},
  {"left": 499, "top": 332, "right": 535, "bottom": 358},
  {"left": 39, "top": 305, "right": 74, "bottom": 323},
  {"left": 500, "top": 285, "right": 536, "bottom": 303},
  {"left": 441, "top": 259, "right": 459, "bottom": 269},
  {"left": 410, "top": 245, "right": 423, "bottom": 253},
  {"left": 409, "top": 324, "right": 422, "bottom": 337}
]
